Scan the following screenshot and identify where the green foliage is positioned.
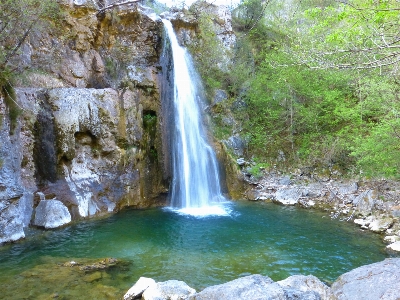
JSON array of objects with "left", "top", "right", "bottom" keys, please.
[
  {"left": 142, "top": 0, "right": 168, "bottom": 14},
  {"left": 248, "top": 161, "right": 269, "bottom": 179},
  {"left": 232, "top": 0, "right": 269, "bottom": 33},
  {"left": 207, "top": 0, "right": 400, "bottom": 178},
  {"left": 2, "top": 82, "right": 22, "bottom": 134},
  {"left": 187, "top": 13, "right": 228, "bottom": 96},
  {"left": 351, "top": 118, "right": 400, "bottom": 178},
  {"left": 105, "top": 57, "right": 118, "bottom": 80},
  {"left": 0, "top": 0, "right": 61, "bottom": 128},
  {"left": 0, "top": 0, "right": 61, "bottom": 68}
]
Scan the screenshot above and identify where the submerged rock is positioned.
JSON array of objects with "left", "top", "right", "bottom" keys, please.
[
  {"left": 33, "top": 199, "right": 71, "bottom": 229},
  {"left": 78, "top": 257, "right": 119, "bottom": 271}
]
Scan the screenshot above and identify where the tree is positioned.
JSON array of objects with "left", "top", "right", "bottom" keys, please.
[
  {"left": 286, "top": 0, "right": 400, "bottom": 72},
  {"left": 0, "top": 0, "right": 60, "bottom": 133},
  {"left": 0, "top": 0, "right": 60, "bottom": 85}
]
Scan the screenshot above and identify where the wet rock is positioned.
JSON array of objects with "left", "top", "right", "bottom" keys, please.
[
  {"left": 188, "top": 274, "right": 284, "bottom": 300},
  {"left": 330, "top": 258, "right": 400, "bottom": 300},
  {"left": 142, "top": 280, "right": 196, "bottom": 300},
  {"left": 33, "top": 200, "right": 71, "bottom": 229},
  {"left": 124, "top": 277, "right": 156, "bottom": 300},
  {"left": 277, "top": 275, "right": 331, "bottom": 300}
]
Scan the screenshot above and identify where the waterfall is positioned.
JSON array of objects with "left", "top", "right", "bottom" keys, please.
[{"left": 161, "top": 19, "right": 228, "bottom": 216}]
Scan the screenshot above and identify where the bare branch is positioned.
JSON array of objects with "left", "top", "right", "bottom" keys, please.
[{"left": 96, "top": 0, "right": 141, "bottom": 14}]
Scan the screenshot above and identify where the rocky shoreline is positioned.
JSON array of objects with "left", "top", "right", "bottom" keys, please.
[
  {"left": 238, "top": 167, "right": 400, "bottom": 253},
  {"left": 123, "top": 258, "right": 400, "bottom": 300}
]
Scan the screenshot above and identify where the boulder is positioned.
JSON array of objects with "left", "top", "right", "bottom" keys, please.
[
  {"left": 386, "top": 241, "right": 400, "bottom": 252},
  {"left": 124, "top": 277, "right": 156, "bottom": 300},
  {"left": 383, "top": 236, "right": 400, "bottom": 244},
  {"left": 353, "top": 190, "right": 377, "bottom": 216},
  {"left": 330, "top": 258, "right": 400, "bottom": 300},
  {"left": 33, "top": 200, "right": 71, "bottom": 229},
  {"left": 274, "top": 188, "right": 302, "bottom": 205},
  {"left": 142, "top": 280, "right": 196, "bottom": 300},
  {"left": 277, "top": 275, "right": 331, "bottom": 300},
  {"left": 188, "top": 274, "right": 285, "bottom": 300},
  {"left": 353, "top": 215, "right": 375, "bottom": 229},
  {"left": 333, "top": 182, "right": 358, "bottom": 195},
  {"left": 224, "top": 135, "right": 246, "bottom": 156},
  {"left": 278, "top": 176, "right": 291, "bottom": 186},
  {"left": 368, "top": 217, "right": 394, "bottom": 233}
]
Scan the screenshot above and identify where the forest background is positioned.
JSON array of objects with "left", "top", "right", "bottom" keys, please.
[{"left": 182, "top": 0, "right": 400, "bottom": 179}]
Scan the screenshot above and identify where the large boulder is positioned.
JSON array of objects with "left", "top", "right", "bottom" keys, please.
[
  {"left": 188, "top": 275, "right": 285, "bottom": 300},
  {"left": 124, "top": 277, "right": 156, "bottom": 300},
  {"left": 33, "top": 200, "right": 71, "bottom": 229},
  {"left": 330, "top": 258, "right": 400, "bottom": 300},
  {"left": 386, "top": 241, "right": 400, "bottom": 252},
  {"left": 142, "top": 280, "right": 196, "bottom": 300},
  {"left": 274, "top": 188, "right": 302, "bottom": 205},
  {"left": 277, "top": 275, "right": 331, "bottom": 300},
  {"left": 353, "top": 190, "right": 378, "bottom": 216}
]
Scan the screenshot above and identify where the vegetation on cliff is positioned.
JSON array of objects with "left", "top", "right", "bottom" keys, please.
[
  {"left": 0, "top": 0, "right": 61, "bottom": 130},
  {"left": 187, "top": 0, "right": 400, "bottom": 179}
]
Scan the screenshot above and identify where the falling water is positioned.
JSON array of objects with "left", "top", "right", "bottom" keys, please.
[{"left": 162, "top": 19, "right": 228, "bottom": 216}]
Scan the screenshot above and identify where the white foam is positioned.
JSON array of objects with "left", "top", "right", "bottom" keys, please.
[{"left": 165, "top": 203, "right": 232, "bottom": 217}]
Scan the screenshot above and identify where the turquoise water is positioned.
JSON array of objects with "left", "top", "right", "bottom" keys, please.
[{"left": 0, "top": 201, "right": 392, "bottom": 299}]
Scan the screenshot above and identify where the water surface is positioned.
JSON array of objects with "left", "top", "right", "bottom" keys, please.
[{"left": 0, "top": 201, "right": 391, "bottom": 299}]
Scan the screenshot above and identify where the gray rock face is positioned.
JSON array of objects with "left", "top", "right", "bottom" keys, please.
[
  {"left": 143, "top": 280, "right": 196, "bottom": 300},
  {"left": 1, "top": 82, "right": 167, "bottom": 243},
  {"left": 213, "top": 89, "right": 228, "bottom": 105},
  {"left": 223, "top": 135, "right": 246, "bottom": 156},
  {"left": 330, "top": 258, "right": 400, "bottom": 300},
  {"left": 0, "top": 95, "right": 34, "bottom": 243},
  {"left": 277, "top": 275, "right": 331, "bottom": 300},
  {"left": 189, "top": 275, "right": 285, "bottom": 300},
  {"left": 33, "top": 200, "right": 71, "bottom": 229}
]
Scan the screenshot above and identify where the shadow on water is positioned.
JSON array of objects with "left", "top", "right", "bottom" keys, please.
[{"left": 0, "top": 201, "right": 395, "bottom": 299}]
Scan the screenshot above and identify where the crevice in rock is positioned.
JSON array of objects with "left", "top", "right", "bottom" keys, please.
[{"left": 33, "top": 93, "right": 57, "bottom": 185}]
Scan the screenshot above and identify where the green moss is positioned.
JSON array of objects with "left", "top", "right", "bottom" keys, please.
[{"left": 2, "top": 82, "right": 22, "bottom": 134}]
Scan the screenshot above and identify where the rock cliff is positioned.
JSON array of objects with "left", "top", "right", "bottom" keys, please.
[{"left": 0, "top": 0, "right": 169, "bottom": 243}]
